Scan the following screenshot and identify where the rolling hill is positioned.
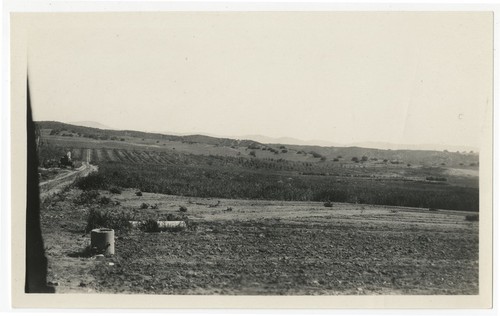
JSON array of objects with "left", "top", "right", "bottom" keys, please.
[{"left": 36, "top": 121, "right": 479, "bottom": 168}]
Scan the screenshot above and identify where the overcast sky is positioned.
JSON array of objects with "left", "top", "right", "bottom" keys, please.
[{"left": 27, "top": 12, "right": 492, "bottom": 149}]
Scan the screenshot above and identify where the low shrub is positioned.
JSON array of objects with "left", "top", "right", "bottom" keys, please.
[
  {"left": 139, "top": 218, "right": 187, "bottom": 233},
  {"left": 140, "top": 203, "right": 149, "bottom": 209},
  {"left": 98, "top": 196, "right": 111, "bottom": 205},
  {"left": 179, "top": 206, "right": 188, "bottom": 212},
  {"left": 74, "top": 190, "right": 100, "bottom": 205},
  {"left": 135, "top": 191, "right": 143, "bottom": 196},
  {"left": 109, "top": 186, "right": 122, "bottom": 194},
  {"left": 139, "top": 219, "right": 160, "bottom": 232},
  {"left": 85, "top": 208, "right": 133, "bottom": 233},
  {"left": 310, "top": 151, "right": 323, "bottom": 159},
  {"left": 75, "top": 173, "right": 108, "bottom": 191},
  {"left": 324, "top": 201, "right": 333, "bottom": 207}
]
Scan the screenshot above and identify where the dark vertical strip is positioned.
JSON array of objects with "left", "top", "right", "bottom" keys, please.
[{"left": 25, "top": 77, "right": 54, "bottom": 293}]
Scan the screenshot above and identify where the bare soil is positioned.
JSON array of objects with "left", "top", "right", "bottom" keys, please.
[{"left": 39, "top": 188, "right": 479, "bottom": 295}]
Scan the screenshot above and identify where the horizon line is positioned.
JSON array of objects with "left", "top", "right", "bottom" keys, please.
[{"left": 38, "top": 119, "right": 480, "bottom": 153}]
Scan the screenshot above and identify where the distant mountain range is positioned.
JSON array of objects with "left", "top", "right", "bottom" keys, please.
[
  {"left": 238, "top": 136, "right": 477, "bottom": 153},
  {"left": 239, "top": 135, "right": 341, "bottom": 147},
  {"left": 65, "top": 120, "right": 478, "bottom": 153}
]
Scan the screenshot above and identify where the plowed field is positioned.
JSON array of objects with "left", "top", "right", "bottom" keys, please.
[{"left": 40, "top": 189, "right": 479, "bottom": 295}]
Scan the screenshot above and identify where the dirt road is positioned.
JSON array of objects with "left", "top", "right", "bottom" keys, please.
[{"left": 39, "top": 161, "right": 97, "bottom": 200}]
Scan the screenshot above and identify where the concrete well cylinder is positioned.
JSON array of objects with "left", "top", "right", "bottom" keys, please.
[{"left": 90, "top": 228, "right": 115, "bottom": 255}]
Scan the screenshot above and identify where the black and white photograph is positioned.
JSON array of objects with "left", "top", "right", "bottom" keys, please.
[{"left": 5, "top": 7, "right": 495, "bottom": 310}]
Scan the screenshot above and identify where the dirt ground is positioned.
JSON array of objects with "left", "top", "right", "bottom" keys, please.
[{"left": 40, "top": 188, "right": 479, "bottom": 295}]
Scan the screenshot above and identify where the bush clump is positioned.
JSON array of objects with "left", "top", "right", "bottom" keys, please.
[
  {"left": 310, "top": 151, "right": 324, "bottom": 159},
  {"left": 74, "top": 190, "right": 100, "bottom": 205},
  {"left": 140, "top": 203, "right": 149, "bottom": 209},
  {"left": 135, "top": 191, "right": 143, "bottom": 196},
  {"left": 98, "top": 196, "right": 111, "bottom": 205},
  {"left": 75, "top": 173, "right": 108, "bottom": 191},
  {"left": 139, "top": 219, "right": 160, "bottom": 232},
  {"left": 179, "top": 206, "right": 188, "bottom": 212},
  {"left": 85, "top": 208, "right": 133, "bottom": 233},
  {"left": 139, "top": 218, "right": 186, "bottom": 233},
  {"left": 109, "top": 186, "right": 122, "bottom": 194},
  {"left": 324, "top": 201, "right": 333, "bottom": 207},
  {"left": 465, "top": 214, "right": 479, "bottom": 222}
]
